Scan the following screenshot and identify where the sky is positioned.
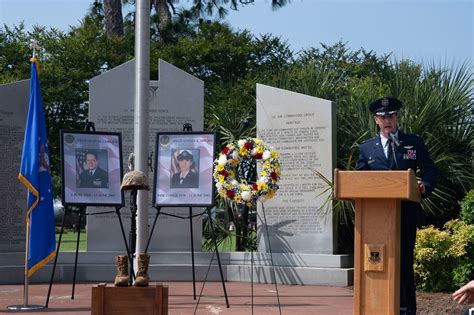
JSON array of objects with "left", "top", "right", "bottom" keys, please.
[{"left": 0, "top": 0, "right": 472, "bottom": 64}]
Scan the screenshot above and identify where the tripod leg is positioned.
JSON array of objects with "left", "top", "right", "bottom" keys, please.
[
  {"left": 206, "top": 207, "right": 230, "bottom": 308},
  {"left": 71, "top": 212, "right": 82, "bottom": 299},
  {"left": 189, "top": 207, "right": 196, "bottom": 300},
  {"left": 251, "top": 250, "right": 254, "bottom": 315},
  {"left": 45, "top": 205, "right": 68, "bottom": 307},
  {"left": 261, "top": 203, "right": 281, "bottom": 315},
  {"left": 145, "top": 207, "right": 161, "bottom": 253}
]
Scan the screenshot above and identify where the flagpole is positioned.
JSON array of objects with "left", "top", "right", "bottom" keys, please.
[
  {"left": 7, "top": 39, "right": 45, "bottom": 311},
  {"left": 24, "top": 218, "right": 30, "bottom": 307}
]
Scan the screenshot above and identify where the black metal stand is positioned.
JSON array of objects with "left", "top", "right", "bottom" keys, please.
[
  {"left": 250, "top": 202, "right": 282, "bottom": 315},
  {"left": 145, "top": 205, "right": 229, "bottom": 308},
  {"left": 45, "top": 205, "right": 127, "bottom": 307}
]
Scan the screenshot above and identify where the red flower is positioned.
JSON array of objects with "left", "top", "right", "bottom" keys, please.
[
  {"left": 270, "top": 172, "right": 278, "bottom": 180},
  {"left": 244, "top": 141, "right": 253, "bottom": 150},
  {"left": 252, "top": 183, "right": 258, "bottom": 191},
  {"left": 220, "top": 170, "right": 228, "bottom": 177},
  {"left": 226, "top": 190, "right": 235, "bottom": 199},
  {"left": 254, "top": 152, "right": 263, "bottom": 159},
  {"left": 222, "top": 147, "right": 229, "bottom": 155}
]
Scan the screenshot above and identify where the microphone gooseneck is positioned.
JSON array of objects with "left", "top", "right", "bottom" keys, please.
[{"left": 389, "top": 132, "right": 400, "bottom": 148}]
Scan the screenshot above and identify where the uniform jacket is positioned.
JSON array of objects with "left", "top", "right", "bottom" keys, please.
[
  {"left": 356, "top": 131, "right": 437, "bottom": 197},
  {"left": 79, "top": 167, "right": 109, "bottom": 188},
  {"left": 171, "top": 171, "right": 199, "bottom": 189}
]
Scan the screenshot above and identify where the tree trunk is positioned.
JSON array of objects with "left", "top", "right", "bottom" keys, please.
[
  {"left": 104, "top": 0, "right": 124, "bottom": 38},
  {"left": 153, "top": 0, "right": 171, "bottom": 32}
]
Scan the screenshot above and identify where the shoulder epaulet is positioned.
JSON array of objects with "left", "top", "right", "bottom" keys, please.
[{"left": 360, "top": 136, "right": 377, "bottom": 145}]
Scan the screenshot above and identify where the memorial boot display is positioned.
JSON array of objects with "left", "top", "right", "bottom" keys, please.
[
  {"left": 114, "top": 255, "right": 129, "bottom": 286},
  {"left": 134, "top": 253, "right": 150, "bottom": 287}
]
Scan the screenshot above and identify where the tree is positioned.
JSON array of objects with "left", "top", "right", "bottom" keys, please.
[
  {"left": 104, "top": 0, "right": 124, "bottom": 38},
  {"left": 99, "top": 0, "right": 289, "bottom": 42}
]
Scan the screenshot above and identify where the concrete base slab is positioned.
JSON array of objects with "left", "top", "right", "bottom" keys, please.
[{"left": 0, "top": 252, "right": 353, "bottom": 286}]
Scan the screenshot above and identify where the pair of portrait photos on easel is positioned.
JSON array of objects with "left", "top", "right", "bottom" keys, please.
[{"left": 60, "top": 130, "right": 216, "bottom": 207}]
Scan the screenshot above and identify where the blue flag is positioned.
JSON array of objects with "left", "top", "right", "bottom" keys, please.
[{"left": 19, "top": 59, "right": 56, "bottom": 277}]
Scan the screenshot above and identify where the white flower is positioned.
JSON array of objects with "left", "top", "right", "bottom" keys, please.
[
  {"left": 241, "top": 191, "right": 252, "bottom": 201},
  {"left": 231, "top": 180, "right": 239, "bottom": 186},
  {"left": 232, "top": 151, "right": 239, "bottom": 160},
  {"left": 216, "top": 182, "right": 223, "bottom": 191},
  {"left": 251, "top": 148, "right": 258, "bottom": 156},
  {"left": 218, "top": 154, "right": 227, "bottom": 165},
  {"left": 262, "top": 150, "right": 271, "bottom": 160},
  {"left": 238, "top": 139, "right": 246, "bottom": 147}
]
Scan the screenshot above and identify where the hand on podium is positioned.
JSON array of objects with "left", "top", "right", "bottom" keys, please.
[{"left": 417, "top": 181, "right": 426, "bottom": 195}]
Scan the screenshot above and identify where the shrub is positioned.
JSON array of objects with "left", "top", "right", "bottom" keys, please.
[
  {"left": 460, "top": 190, "right": 474, "bottom": 225},
  {"left": 414, "top": 219, "right": 474, "bottom": 292}
]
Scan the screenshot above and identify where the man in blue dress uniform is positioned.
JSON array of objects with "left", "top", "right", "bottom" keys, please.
[{"left": 356, "top": 97, "right": 438, "bottom": 314}]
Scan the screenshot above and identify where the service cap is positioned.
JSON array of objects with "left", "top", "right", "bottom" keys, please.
[
  {"left": 369, "top": 97, "right": 402, "bottom": 116},
  {"left": 177, "top": 150, "right": 193, "bottom": 161}
]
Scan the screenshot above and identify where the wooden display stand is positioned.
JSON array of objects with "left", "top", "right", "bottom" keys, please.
[
  {"left": 91, "top": 283, "right": 169, "bottom": 315},
  {"left": 334, "top": 169, "right": 421, "bottom": 315}
]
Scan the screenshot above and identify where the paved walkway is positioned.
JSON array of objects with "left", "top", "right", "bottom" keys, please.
[{"left": 0, "top": 282, "right": 353, "bottom": 314}]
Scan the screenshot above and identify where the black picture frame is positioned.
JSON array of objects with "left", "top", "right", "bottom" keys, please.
[
  {"left": 153, "top": 132, "right": 216, "bottom": 206},
  {"left": 60, "top": 130, "right": 124, "bottom": 207}
]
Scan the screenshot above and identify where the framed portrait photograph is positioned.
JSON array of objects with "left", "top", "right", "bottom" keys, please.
[
  {"left": 60, "top": 130, "right": 124, "bottom": 206},
  {"left": 153, "top": 132, "right": 216, "bottom": 206}
]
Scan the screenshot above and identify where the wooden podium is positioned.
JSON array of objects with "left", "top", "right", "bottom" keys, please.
[{"left": 334, "top": 169, "right": 421, "bottom": 315}]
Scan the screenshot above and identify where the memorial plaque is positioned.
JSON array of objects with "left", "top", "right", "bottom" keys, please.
[
  {"left": 0, "top": 80, "right": 29, "bottom": 252},
  {"left": 87, "top": 59, "right": 204, "bottom": 251},
  {"left": 256, "top": 84, "right": 336, "bottom": 254}
]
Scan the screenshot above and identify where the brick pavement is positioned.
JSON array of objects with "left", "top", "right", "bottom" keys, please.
[{"left": 0, "top": 282, "right": 353, "bottom": 314}]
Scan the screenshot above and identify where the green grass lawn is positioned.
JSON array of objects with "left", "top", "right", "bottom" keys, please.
[
  {"left": 56, "top": 229, "right": 86, "bottom": 252},
  {"left": 56, "top": 230, "right": 236, "bottom": 252}
]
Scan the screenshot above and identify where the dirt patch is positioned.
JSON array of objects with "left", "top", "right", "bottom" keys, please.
[{"left": 417, "top": 291, "right": 472, "bottom": 315}]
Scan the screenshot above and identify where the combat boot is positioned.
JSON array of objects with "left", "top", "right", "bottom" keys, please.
[
  {"left": 114, "top": 255, "right": 129, "bottom": 286},
  {"left": 134, "top": 253, "right": 150, "bottom": 287}
]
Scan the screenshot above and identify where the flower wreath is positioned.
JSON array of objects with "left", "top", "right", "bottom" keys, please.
[{"left": 213, "top": 138, "right": 281, "bottom": 206}]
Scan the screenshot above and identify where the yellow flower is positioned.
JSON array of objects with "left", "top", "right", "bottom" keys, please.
[
  {"left": 228, "top": 170, "right": 235, "bottom": 178},
  {"left": 257, "top": 181, "right": 268, "bottom": 191},
  {"left": 256, "top": 146, "right": 263, "bottom": 154},
  {"left": 218, "top": 175, "right": 225, "bottom": 183},
  {"left": 266, "top": 191, "right": 275, "bottom": 199},
  {"left": 234, "top": 195, "right": 242, "bottom": 203},
  {"left": 263, "top": 161, "right": 270, "bottom": 168},
  {"left": 239, "top": 146, "right": 248, "bottom": 156},
  {"left": 219, "top": 190, "right": 226, "bottom": 197},
  {"left": 216, "top": 164, "right": 224, "bottom": 172},
  {"left": 253, "top": 138, "right": 262, "bottom": 145},
  {"left": 240, "top": 184, "right": 249, "bottom": 191},
  {"left": 271, "top": 151, "right": 279, "bottom": 159}
]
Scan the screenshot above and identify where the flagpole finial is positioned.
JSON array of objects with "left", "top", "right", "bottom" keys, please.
[{"left": 29, "top": 39, "right": 40, "bottom": 58}]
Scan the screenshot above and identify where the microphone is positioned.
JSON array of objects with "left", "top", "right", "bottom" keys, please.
[{"left": 389, "top": 132, "right": 400, "bottom": 148}]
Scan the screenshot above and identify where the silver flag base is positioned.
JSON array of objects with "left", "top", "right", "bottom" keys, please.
[{"left": 7, "top": 304, "right": 45, "bottom": 311}]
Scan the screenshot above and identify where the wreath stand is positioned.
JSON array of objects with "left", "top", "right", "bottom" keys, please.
[
  {"left": 213, "top": 137, "right": 282, "bottom": 314},
  {"left": 250, "top": 202, "right": 282, "bottom": 315},
  {"left": 145, "top": 205, "right": 229, "bottom": 309}
]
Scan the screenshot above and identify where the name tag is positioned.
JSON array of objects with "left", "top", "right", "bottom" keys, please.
[{"left": 403, "top": 149, "right": 417, "bottom": 160}]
